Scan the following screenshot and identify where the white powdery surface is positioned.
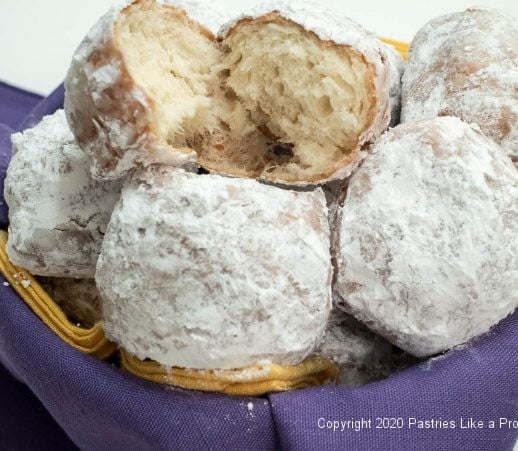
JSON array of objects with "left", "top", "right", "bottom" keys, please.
[
  {"left": 220, "top": 0, "right": 382, "bottom": 59},
  {"left": 334, "top": 116, "right": 518, "bottom": 358},
  {"left": 97, "top": 167, "right": 332, "bottom": 370},
  {"left": 381, "top": 42, "right": 405, "bottom": 128},
  {"left": 161, "top": 0, "right": 231, "bottom": 34},
  {"left": 316, "top": 308, "right": 415, "bottom": 387},
  {"left": 38, "top": 277, "right": 101, "bottom": 327},
  {"left": 401, "top": 7, "right": 518, "bottom": 163},
  {"left": 5, "top": 110, "right": 122, "bottom": 278}
]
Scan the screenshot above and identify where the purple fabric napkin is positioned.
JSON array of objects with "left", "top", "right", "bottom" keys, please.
[
  {"left": 0, "top": 362, "right": 78, "bottom": 450},
  {"left": 0, "top": 81, "right": 42, "bottom": 130},
  {"left": 0, "top": 84, "right": 516, "bottom": 451}
]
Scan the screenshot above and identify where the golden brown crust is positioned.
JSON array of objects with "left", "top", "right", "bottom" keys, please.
[{"left": 65, "top": 0, "right": 211, "bottom": 179}]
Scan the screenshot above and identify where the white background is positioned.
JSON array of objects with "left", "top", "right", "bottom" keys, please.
[{"left": 0, "top": 0, "right": 517, "bottom": 95}]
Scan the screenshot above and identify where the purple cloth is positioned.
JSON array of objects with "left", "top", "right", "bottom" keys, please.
[
  {"left": 18, "top": 84, "right": 64, "bottom": 132},
  {"left": 0, "top": 362, "right": 77, "bottom": 450},
  {"left": 0, "top": 84, "right": 516, "bottom": 451},
  {"left": 0, "top": 81, "right": 43, "bottom": 130}
]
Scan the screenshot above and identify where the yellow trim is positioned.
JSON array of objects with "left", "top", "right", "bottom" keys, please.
[
  {"left": 0, "top": 231, "right": 116, "bottom": 359},
  {"left": 121, "top": 350, "right": 339, "bottom": 397},
  {"left": 379, "top": 37, "right": 409, "bottom": 60}
]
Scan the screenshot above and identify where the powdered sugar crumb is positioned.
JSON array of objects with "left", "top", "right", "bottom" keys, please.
[
  {"left": 219, "top": 0, "right": 391, "bottom": 175},
  {"left": 21, "top": 280, "right": 30, "bottom": 289}
]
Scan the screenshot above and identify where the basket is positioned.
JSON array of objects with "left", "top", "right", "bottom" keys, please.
[{"left": 0, "top": 51, "right": 517, "bottom": 449}]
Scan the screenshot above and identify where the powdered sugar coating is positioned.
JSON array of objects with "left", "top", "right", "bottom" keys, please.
[
  {"left": 5, "top": 110, "right": 122, "bottom": 278},
  {"left": 97, "top": 167, "right": 332, "bottom": 369},
  {"left": 65, "top": 0, "right": 199, "bottom": 180},
  {"left": 220, "top": 0, "right": 386, "bottom": 67},
  {"left": 161, "top": 0, "right": 230, "bottom": 34},
  {"left": 401, "top": 8, "right": 518, "bottom": 164},
  {"left": 220, "top": 0, "right": 392, "bottom": 181},
  {"left": 382, "top": 43, "right": 404, "bottom": 127},
  {"left": 38, "top": 277, "right": 101, "bottom": 327},
  {"left": 334, "top": 116, "right": 518, "bottom": 357},
  {"left": 317, "top": 308, "right": 413, "bottom": 387}
]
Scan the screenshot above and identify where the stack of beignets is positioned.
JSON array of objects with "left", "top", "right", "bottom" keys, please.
[{"left": 4, "top": 1, "right": 517, "bottom": 387}]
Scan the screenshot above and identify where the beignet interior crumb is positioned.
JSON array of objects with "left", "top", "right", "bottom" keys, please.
[
  {"left": 117, "top": 1, "right": 376, "bottom": 183},
  {"left": 117, "top": 0, "right": 222, "bottom": 148}
]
